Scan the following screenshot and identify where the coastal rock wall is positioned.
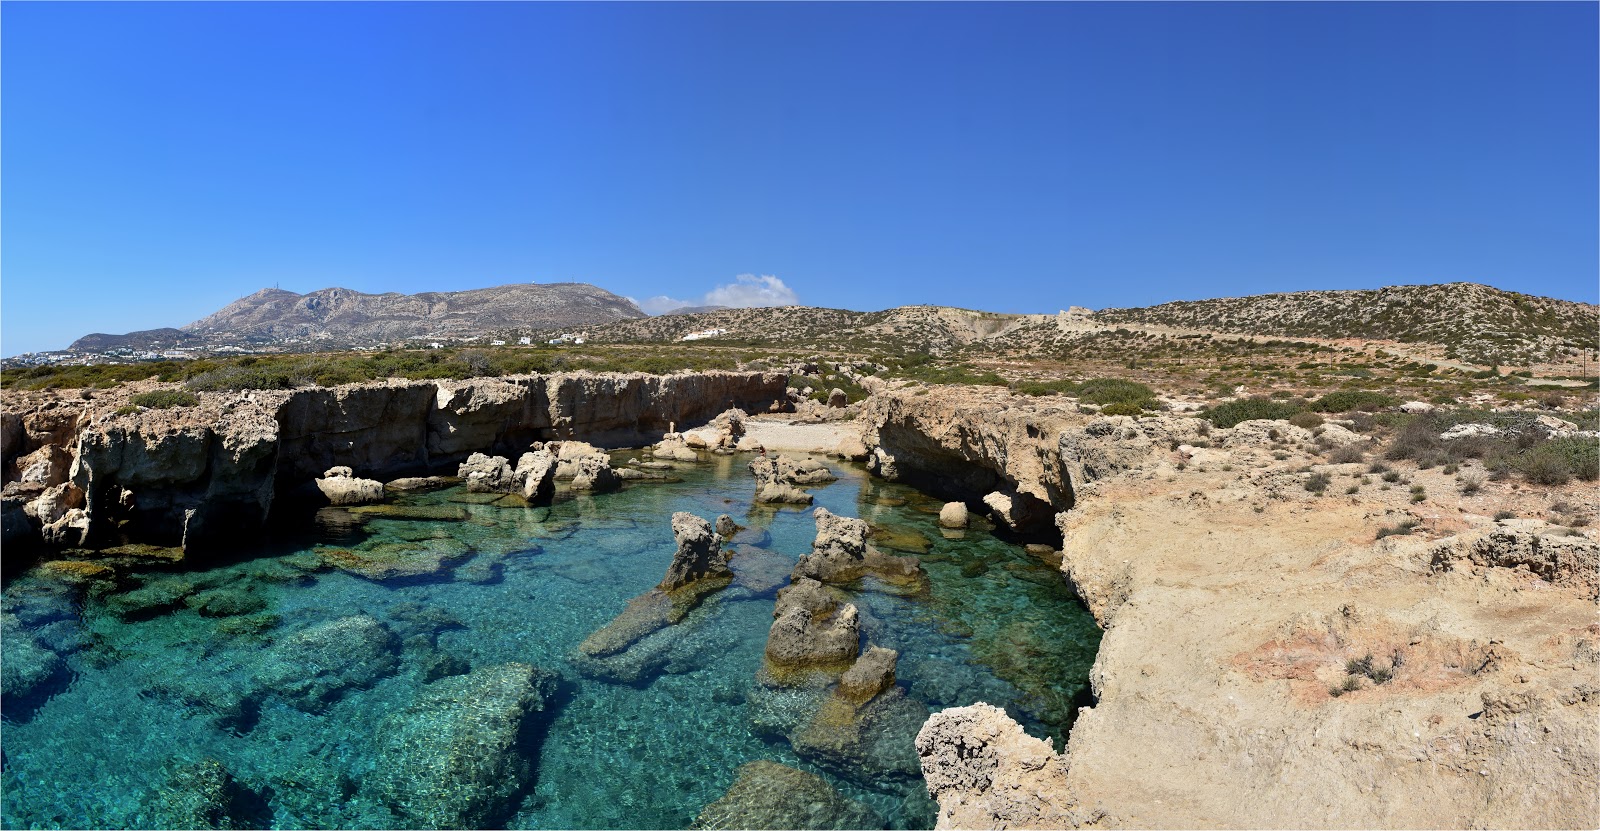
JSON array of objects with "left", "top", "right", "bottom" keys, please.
[{"left": 1, "top": 371, "right": 787, "bottom": 554}]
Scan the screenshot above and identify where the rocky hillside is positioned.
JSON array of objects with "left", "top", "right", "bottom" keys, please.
[
  {"left": 586, "top": 305, "right": 1028, "bottom": 355},
  {"left": 1093, "top": 283, "right": 1597, "bottom": 366},
  {"left": 70, "top": 283, "right": 646, "bottom": 352}
]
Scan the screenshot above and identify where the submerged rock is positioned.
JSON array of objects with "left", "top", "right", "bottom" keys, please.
[
  {"left": 145, "top": 758, "right": 256, "bottom": 831},
  {"left": 365, "top": 662, "right": 557, "bottom": 829},
  {"left": 346, "top": 504, "right": 470, "bottom": 522},
  {"left": 256, "top": 615, "right": 399, "bottom": 711},
  {"left": 692, "top": 760, "right": 883, "bottom": 830},
  {"left": 384, "top": 475, "right": 458, "bottom": 492},
  {"left": 790, "top": 685, "right": 927, "bottom": 779},
  {"left": 0, "top": 612, "right": 65, "bottom": 710},
  {"left": 837, "top": 645, "right": 898, "bottom": 705},
  {"left": 314, "top": 536, "right": 473, "bottom": 581}
]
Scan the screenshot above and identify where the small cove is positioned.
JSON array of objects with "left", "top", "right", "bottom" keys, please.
[{"left": 1, "top": 451, "right": 1101, "bottom": 829}]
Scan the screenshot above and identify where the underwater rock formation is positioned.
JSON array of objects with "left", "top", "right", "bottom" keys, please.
[
  {"left": 365, "top": 662, "right": 558, "bottom": 829},
  {"left": 256, "top": 614, "right": 399, "bottom": 711},
  {"left": 692, "top": 760, "right": 884, "bottom": 830},
  {"left": 144, "top": 758, "right": 257, "bottom": 831},
  {"left": 0, "top": 612, "right": 65, "bottom": 712}
]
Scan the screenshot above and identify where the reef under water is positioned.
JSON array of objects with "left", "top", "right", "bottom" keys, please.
[{"left": 1, "top": 451, "right": 1101, "bottom": 830}]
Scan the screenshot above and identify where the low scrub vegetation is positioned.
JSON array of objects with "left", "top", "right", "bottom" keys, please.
[
  {"left": 130, "top": 389, "right": 198, "bottom": 409},
  {"left": 1201, "top": 397, "right": 1304, "bottom": 428}
]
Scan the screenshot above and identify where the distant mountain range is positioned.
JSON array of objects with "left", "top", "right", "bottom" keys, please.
[
  {"left": 68, "top": 283, "right": 646, "bottom": 353},
  {"left": 57, "top": 280, "right": 1597, "bottom": 369}
]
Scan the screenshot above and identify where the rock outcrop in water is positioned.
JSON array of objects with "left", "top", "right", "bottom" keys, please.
[
  {"left": 762, "top": 578, "right": 860, "bottom": 671},
  {"left": 572, "top": 512, "right": 734, "bottom": 683},
  {"left": 313, "top": 466, "right": 384, "bottom": 506},
  {"left": 792, "top": 507, "right": 923, "bottom": 586},
  {"left": 748, "top": 453, "right": 835, "bottom": 505},
  {"left": 0, "top": 371, "right": 787, "bottom": 556},
  {"left": 915, "top": 703, "right": 1088, "bottom": 829}
]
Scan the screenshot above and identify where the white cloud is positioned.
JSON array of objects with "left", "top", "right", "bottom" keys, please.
[
  {"left": 637, "top": 274, "right": 799, "bottom": 315},
  {"left": 705, "top": 274, "right": 799, "bottom": 308}
]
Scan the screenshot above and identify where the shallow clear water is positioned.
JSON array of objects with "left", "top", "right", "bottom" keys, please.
[{"left": 1, "top": 452, "right": 1101, "bottom": 830}]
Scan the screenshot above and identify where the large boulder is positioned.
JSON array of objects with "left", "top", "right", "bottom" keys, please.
[
  {"left": 314, "top": 472, "right": 384, "bottom": 506},
  {"left": 652, "top": 434, "right": 701, "bottom": 463},
  {"left": 837, "top": 645, "right": 898, "bottom": 705},
  {"left": 570, "top": 454, "right": 621, "bottom": 493},
  {"left": 749, "top": 454, "right": 836, "bottom": 505},
  {"left": 256, "top": 615, "right": 399, "bottom": 711},
  {"left": 827, "top": 389, "right": 848, "bottom": 408},
  {"left": 692, "top": 760, "right": 882, "bottom": 830},
  {"left": 365, "top": 662, "right": 557, "bottom": 829},
  {"left": 513, "top": 449, "right": 556, "bottom": 503},
  {"left": 792, "top": 507, "right": 922, "bottom": 586},
  {"left": 939, "top": 501, "right": 969, "bottom": 529},
  {"left": 458, "top": 452, "right": 514, "bottom": 493}
]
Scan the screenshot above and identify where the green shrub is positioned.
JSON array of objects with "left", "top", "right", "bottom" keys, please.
[
  {"left": 130, "top": 389, "right": 198, "bottom": 409},
  {"left": 1100, "top": 402, "right": 1146, "bottom": 417},
  {"left": 1289, "top": 411, "right": 1325, "bottom": 430},
  {"left": 114, "top": 405, "right": 140, "bottom": 416},
  {"left": 1312, "top": 391, "right": 1399, "bottom": 413},
  {"left": 1376, "top": 519, "right": 1419, "bottom": 539},
  {"left": 1305, "top": 472, "right": 1332, "bottom": 492},
  {"left": 1202, "top": 398, "right": 1305, "bottom": 429}
]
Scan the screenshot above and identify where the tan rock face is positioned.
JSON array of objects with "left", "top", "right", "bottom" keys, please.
[
  {"left": 2, "top": 371, "right": 787, "bottom": 554},
  {"left": 915, "top": 703, "right": 1086, "bottom": 830},
  {"left": 657, "top": 512, "right": 730, "bottom": 593}
]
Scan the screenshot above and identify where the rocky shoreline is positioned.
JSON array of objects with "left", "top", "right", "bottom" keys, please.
[{"left": 3, "top": 373, "right": 1596, "bottom": 828}]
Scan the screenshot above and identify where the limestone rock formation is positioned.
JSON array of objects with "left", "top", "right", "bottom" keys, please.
[
  {"left": 792, "top": 507, "right": 923, "bottom": 586},
  {"left": 827, "top": 388, "right": 848, "bottom": 408},
  {"left": 256, "top": 615, "right": 399, "bottom": 711},
  {"left": 573, "top": 513, "right": 734, "bottom": 683},
  {"left": 915, "top": 703, "right": 1085, "bottom": 830},
  {"left": 763, "top": 578, "right": 860, "bottom": 670},
  {"left": 715, "top": 514, "right": 738, "bottom": 538},
  {"left": 658, "top": 512, "right": 732, "bottom": 592},
  {"left": 314, "top": 467, "right": 384, "bottom": 506},
  {"left": 938, "top": 501, "right": 968, "bottom": 529},
  {"left": 363, "top": 662, "right": 558, "bottom": 829},
  {"left": 1429, "top": 522, "right": 1600, "bottom": 599},
  {"left": 513, "top": 449, "right": 556, "bottom": 503},
  {"left": 749, "top": 453, "right": 835, "bottom": 505},
  {"left": 459, "top": 452, "right": 515, "bottom": 493},
  {"left": 569, "top": 454, "right": 621, "bottom": 493},
  {"left": 837, "top": 645, "right": 898, "bottom": 705},
  {"left": 692, "top": 760, "right": 883, "bottom": 830},
  {"left": 652, "top": 433, "right": 701, "bottom": 462}
]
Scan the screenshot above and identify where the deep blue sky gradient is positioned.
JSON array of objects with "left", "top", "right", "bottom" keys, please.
[{"left": 3, "top": 1, "right": 1595, "bottom": 355}]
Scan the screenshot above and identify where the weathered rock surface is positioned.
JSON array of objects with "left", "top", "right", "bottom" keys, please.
[
  {"left": 513, "top": 449, "right": 556, "bottom": 502},
  {"left": 144, "top": 758, "right": 253, "bottom": 831},
  {"left": 658, "top": 512, "right": 731, "bottom": 592},
  {"left": 0, "top": 612, "right": 65, "bottom": 710},
  {"left": 652, "top": 433, "right": 701, "bottom": 462},
  {"left": 714, "top": 513, "right": 738, "bottom": 538},
  {"left": 313, "top": 470, "right": 384, "bottom": 505},
  {"left": 915, "top": 703, "right": 1084, "bottom": 829},
  {"left": 573, "top": 513, "right": 734, "bottom": 683},
  {"left": 459, "top": 452, "right": 515, "bottom": 492},
  {"left": 1429, "top": 522, "right": 1600, "bottom": 599},
  {"left": 569, "top": 454, "right": 621, "bottom": 493},
  {"left": 256, "top": 615, "right": 399, "bottom": 710},
  {"left": 692, "top": 760, "right": 883, "bottom": 830},
  {"left": 763, "top": 578, "right": 860, "bottom": 670},
  {"left": 364, "top": 662, "right": 557, "bottom": 829},
  {"left": 837, "top": 645, "right": 898, "bottom": 705},
  {"left": 748, "top": 453, "right": 836, "bottom": 505},
  {"left": 2, "top": 371, "right": 788, "bottom": 555},
  {"left": 792, "top": 507, "right": 923, "bottom": 586},
  {"left": 938, "top": 501, "right": 968, "bottom": 528}
]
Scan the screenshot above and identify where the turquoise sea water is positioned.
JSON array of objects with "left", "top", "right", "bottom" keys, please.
[{"left": 1, "top": 452, "right": 1101, "bottom": 830}]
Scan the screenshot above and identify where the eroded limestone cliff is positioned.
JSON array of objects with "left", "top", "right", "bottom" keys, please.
[{"left": 1, "top": 371, "right": 786, "bottom": 555}]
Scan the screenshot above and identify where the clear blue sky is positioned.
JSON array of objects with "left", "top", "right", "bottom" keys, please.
[{"left": 3, "top": 1, "right": 1595, "bottom": 355}]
